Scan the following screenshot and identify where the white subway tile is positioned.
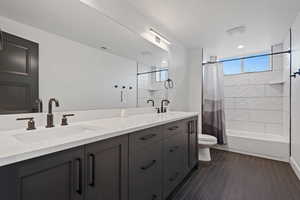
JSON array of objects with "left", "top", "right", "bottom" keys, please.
[
  {"left": 248, "top": 110, "right": 283, "bottom": 123},
  {"left": 225, "top": 109, "right": 249, "bottom": 121},
  {"left": 265, "top": 84, "right": 283, "bottom": 97},
  {"left": 226, "top": 121, "right": 264, "bottom": 133},
  {"left": 247, "top": 72, "right": 282, "bottom": 85},
  {"left": 239, "top": 85, "right": 265, "bottom": 97},
  {"left": 224, "top": 74, "right": 249, "bottom": 86},
  {"left": 224, "top": 98, "right": 235, "bottom": 109},
  {"left": 235, "top": 98, "right": 249, "bottom": 109},
  {"left": 264, "top": 123, "right": 283, "bottom": 135},
  {"left": 248, "top": 97, "right": 283, "bottom": 110}
]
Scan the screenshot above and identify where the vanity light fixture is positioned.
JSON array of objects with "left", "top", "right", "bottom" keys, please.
[{"left": 149, "top": 28, "right": 171, "bottom": 45}]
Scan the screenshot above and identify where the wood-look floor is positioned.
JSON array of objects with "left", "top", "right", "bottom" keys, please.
[{"left": 172, "top": 149, "right": 300, "bottom": 200}]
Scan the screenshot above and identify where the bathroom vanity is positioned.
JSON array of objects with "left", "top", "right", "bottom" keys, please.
[{"left": 0, "top": 112, "right": 198, "bottom": 200}]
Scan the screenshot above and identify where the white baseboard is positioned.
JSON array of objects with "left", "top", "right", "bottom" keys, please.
[
  {"left": 213, "top": 146, "right": 289, "bottom": 162},
  {"left": 290, "top": 157, "right": 300, "bottom": 181}
]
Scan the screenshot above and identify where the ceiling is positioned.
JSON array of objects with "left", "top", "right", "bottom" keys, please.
[
  {"left": 127, "top": 0, "right": 300, "bottom": 58},
  {"left": 0, "top": 0, "right": 300, "bottom": 59}
]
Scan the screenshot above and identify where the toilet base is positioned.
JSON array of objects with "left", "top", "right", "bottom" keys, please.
[{"left": 198, "top": 146, "right": 212, "bottom": 161}]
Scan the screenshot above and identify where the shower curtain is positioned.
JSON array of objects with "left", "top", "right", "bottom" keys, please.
[{"left": 202, "top": 60, "right": 227, "bottom": 144}]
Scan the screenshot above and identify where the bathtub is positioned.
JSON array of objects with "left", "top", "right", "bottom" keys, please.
[{"left": 214, "top": 129, "right": 290, "bottom": 162}]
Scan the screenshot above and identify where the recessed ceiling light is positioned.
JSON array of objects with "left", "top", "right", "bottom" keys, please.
[
  {"left": 238, "top": 45, "right": 244, "bottom": 49},
  {"left": 162, "top": 60, "right": 168, "bottom": 64}
]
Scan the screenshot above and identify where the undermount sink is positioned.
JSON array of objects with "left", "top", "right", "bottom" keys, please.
[{"left": 13, "top": 125, "right": 101, "bottom": 145}]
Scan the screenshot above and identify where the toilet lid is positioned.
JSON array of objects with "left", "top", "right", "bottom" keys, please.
[{"left": 198, "top": 134, "right": 217, "bottom": 142}]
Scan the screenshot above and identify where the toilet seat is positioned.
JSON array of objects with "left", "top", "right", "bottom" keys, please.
[{"left": 198, "top": 134, "right": 217, "bottom": 145}]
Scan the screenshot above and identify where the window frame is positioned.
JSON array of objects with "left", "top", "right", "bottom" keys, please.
[{"left": 222, "top": 53, "right": 273, "bottom": 76}]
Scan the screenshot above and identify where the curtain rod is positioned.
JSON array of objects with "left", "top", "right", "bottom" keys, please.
[
  {"left": 202, "top": 50, "right": 291, "bottom": 65},
  {"left": 137, "top": 68, "right": 168, "bottom": 76}
]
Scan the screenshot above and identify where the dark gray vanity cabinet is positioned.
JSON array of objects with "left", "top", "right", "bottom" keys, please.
[
  {"left": 85, "top": 135, "right": 128, "bottom": 200},
  {"left": 129, "top": 126, "right": 164, "bottom": 200},
  {"left": 0, "top": 117, "right": 198, "bottom": 200},
  {"left": 2, "top": 147, "right": 85, "bottom": 200},
  {"left": 188, "top": 118, "right": 198, "bottom": 169}
]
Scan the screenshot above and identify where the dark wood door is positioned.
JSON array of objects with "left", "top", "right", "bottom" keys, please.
[
  {"left": 16, "top": 147, "right": 85, "bottom": 200},
  {"left": 85, "top": 135, "right": 128, "bottom": 200},
  {"left": 188, "top": 119, "right": 198, "bottom": 169},
  {"left": 0, "top": 31, "right": 38, "bottom": 114}
]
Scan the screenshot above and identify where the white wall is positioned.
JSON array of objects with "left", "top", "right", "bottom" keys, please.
[
  {"left": 0, "top": 16, "right": 138, "bottom": 112},
  {"left": 291, "top": 12, "right": 300, "bottom": 179},
  {"left": 187, "top": 49, "right": 203, "bottom": 127}
]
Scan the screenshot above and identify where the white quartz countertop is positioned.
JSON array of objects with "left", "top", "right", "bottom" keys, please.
[{"left": 0, "top": 111, "right": 198, "bottom": 167}]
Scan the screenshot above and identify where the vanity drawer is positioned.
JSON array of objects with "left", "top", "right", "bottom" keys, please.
[
  {"left": 163, "top": 133, "right": 188, "bottom": 198},
  {"left": 129, "top": 141, "right": 163, "bottom": 200},
  {"left": 130, "top": 126, "right": 163, "bottom": 149},
  {"left": 163, "top": 163, "right": 185, "bottom": 199},
  {"left": 163, "top": 120, "right": 187, "bottom": 138}
]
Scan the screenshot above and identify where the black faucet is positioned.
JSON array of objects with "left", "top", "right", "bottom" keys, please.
[
  {"left": 160, "top": 99, "right": 170, "bottom": 113},
  {"left": 46, "top": 98, "right": 60, "bottom": 128},
  {"left": 147, "top": 99, "right": 155, "bottom": 107}
]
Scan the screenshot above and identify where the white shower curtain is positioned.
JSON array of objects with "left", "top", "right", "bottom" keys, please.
[{"left": 202, "top": 60, "right": 227, "bottom": 144}]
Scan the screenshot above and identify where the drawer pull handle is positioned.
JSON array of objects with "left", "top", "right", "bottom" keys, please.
[
  {"left": 169, "top": 172, "right": 179, "bottom": 182},
  {"left": 140, "top": 134, "right": 156, "bottom": 141},
  {"left": 152, "top": 194, "right": 158, "bottom": 200},
  {"left": 75, "top": 158, "right": 82, "bottom": 195},
  {"left": 88, "top": 154, "right": 95, "bottom": 187},
  {"left": 169, "top": 146, "right": 179, "bottom": 153},
  {"left": 140, "top": 160, "right": 156, "bottom": 170},
  {"left": 168, "top": 126, "right": 179, "bottom": 131}
]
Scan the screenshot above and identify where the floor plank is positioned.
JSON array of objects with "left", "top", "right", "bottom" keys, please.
[{"left": 172, "top": 149, "right": 300, "bottom": 200}]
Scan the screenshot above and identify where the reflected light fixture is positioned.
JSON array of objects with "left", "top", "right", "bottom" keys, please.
[{"left": 149, "top": 28, "right": 171, "bottom": 45}]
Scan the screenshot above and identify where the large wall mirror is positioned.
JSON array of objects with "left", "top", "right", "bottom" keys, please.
[{"left": 0, "top": 0, "right": 170, "bottom": 115}]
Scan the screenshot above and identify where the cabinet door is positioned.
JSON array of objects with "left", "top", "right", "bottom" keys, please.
[
  {"left": 188, "top": 119, "right": 198, "bottom": 169},
  {"left": 17, "top": 147, "right": 85, "bottom": 200},
  {"left": 85, "top": 135, "right": 128, "bottom": 200}
]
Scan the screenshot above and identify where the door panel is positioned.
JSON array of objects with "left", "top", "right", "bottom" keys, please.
[{"left": 0, "top": 31, "right": 38, "bottom": 114}]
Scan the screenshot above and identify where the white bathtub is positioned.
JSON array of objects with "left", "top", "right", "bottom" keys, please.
[{"left": 214, "top": 129, "right": 290, "bottom": 162}]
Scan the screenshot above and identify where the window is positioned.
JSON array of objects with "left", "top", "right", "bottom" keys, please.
[
  {"left": 223, "top": 60, "right": 242, "bottom": 75},
  {"left": 243, "top": 56, "right": 271, "bottom": 72},
  {"left": 222, "top": 54, "right": 271, "bottom": 75},
  {"left": 156, "top": 70, "right": 168, "bottom": 82}
]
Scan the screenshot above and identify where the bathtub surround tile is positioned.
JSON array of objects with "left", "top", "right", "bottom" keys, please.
[
  {"left": 224, "top": 74, "right": 250, "bottom": 86},
  {"left": 247, "top": 71, "right": 282, "bottom": 85},
  {"left": 248, "top": 97, "right": 283, "bottom": 110},
  {"left": 224, "top": 98, "right": 235, "bottom": 109},
  {"left": 224, "top": 70, "right": 286, "bottom": 139},
  {"left": 224, "top": 85, "right": 265, "bottom": 98},
  {"left": 235, "top": 98, "right": 249, "bottom": 109},
  {"left": 226, "top": 121, "right": 265, "bottom": 133},
  {"left": 264, "top": 84, "right": 284, "bottom": 97},
  {"left": 265, "top": 123, "right": 284, "bottom": 135},
  {"left": 248, "top": 110, "right": 283, "bottom": 123},
  {"left": 225, "top": 109, "right": 249, "bottom": 121}
]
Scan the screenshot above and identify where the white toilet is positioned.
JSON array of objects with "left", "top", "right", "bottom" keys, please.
[{"left": 198, "top": 134, "right": 218, "bottom": 161}]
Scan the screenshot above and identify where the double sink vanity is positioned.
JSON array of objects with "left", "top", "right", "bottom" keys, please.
[{"left": 0, "top": 109, "right": 198, "bottom": 200}]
